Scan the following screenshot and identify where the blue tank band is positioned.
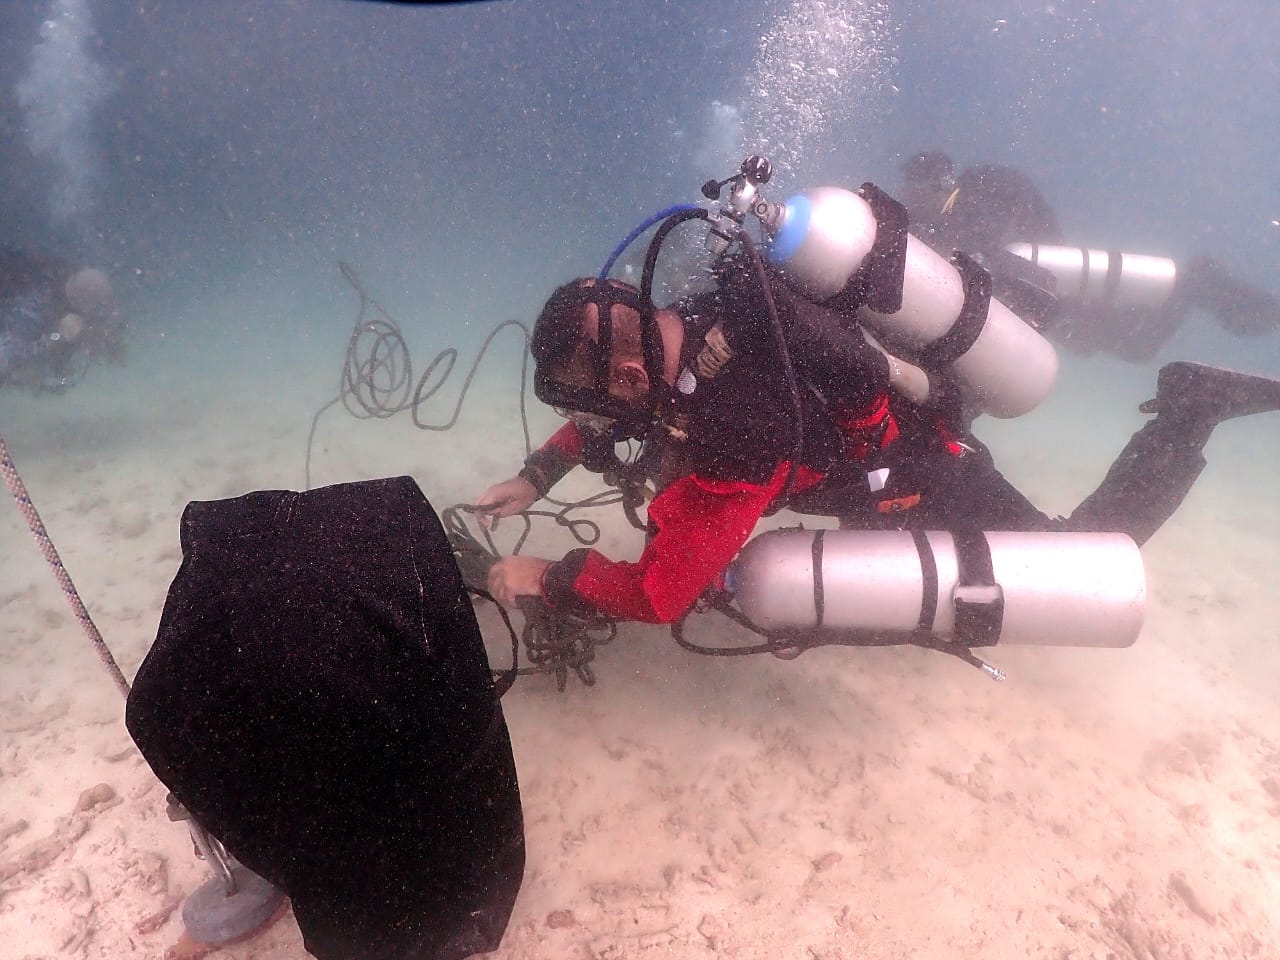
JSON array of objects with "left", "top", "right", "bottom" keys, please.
[{"left": 767, "top": 194, "right": 812, "bottom": 264}]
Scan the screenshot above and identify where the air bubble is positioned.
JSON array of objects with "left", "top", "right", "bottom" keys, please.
[{"left": 740, "top": 0, "right": 895, "bottom": 180}]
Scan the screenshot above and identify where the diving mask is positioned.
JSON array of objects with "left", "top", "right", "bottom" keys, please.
[{"left": 553, "top": 407, "right": 618, "bottom": 435}]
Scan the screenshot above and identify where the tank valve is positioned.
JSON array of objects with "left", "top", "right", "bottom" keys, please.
[{"left": 705, "top": 155, "right": 775, "bottom": 257}]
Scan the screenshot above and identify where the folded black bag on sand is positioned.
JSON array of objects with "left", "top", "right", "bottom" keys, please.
[{"left": 126, "top": 476, "right": 524, "bottom": 960}]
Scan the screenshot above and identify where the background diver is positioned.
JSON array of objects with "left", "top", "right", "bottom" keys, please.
[
  {"left": 899, "top": 149, "right": 1280, "bottom": 362},
  {"left": 472, "top": 269, "right": 1280, "bottom": 624},
  {"left": 0, "top": 246, "right": 125, "bottom": 392}
]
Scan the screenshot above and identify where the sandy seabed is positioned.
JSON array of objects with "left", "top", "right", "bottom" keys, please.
[{"left": 2, "top": 343, "right": 1279, "bottom": 960}]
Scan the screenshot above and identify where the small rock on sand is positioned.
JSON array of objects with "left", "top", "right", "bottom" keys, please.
[
  {"left": 73, "top": 783, "right": 117, "bottom": 814},
  {"left": 546, "top": 909, "right": 576, "bottom": 929}
]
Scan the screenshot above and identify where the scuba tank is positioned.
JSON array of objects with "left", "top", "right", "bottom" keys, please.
[
  {"left": 598, "top": 160, "right": 1059, "bottom": 422},
  {"left": 1005, "top": 243, "right": 1178, "bottom": 309},
  {"left": 760, "top": 186, "right": 1059, "bottom": 419},
  {"left": 728, "top": 528, "right": 1145, "bottom": 648}
]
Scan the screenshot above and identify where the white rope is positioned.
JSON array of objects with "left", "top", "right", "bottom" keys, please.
[{"left": 1, "top": 433, "right": 130, "bottom": 700}]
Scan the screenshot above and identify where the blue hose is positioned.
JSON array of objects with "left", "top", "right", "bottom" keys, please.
[{"left": 598, "top": 204, "right": 705, "bottom": 281}]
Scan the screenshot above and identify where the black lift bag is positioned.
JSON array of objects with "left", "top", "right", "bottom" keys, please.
[{"left": 125, "top": 476, "right": 524, "bottom": 960}]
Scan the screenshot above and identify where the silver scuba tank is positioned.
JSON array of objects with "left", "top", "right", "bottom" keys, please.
[
  {"left": 728, "top": 528, "right": 1145, "bottom": 648},
  {"left": 763, "top": 186, "right": 1059, "bottom": 419},
  {"left": 1005, "top": 243, "right": 1178, "bottom": 309}
]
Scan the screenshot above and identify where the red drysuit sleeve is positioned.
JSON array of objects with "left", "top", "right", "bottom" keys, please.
[
  {"left": 518, "top": 422, "right": 584, "bottom": 495},
  {"left": 542, "top": 461, "right": 815, "bottom": 623}
]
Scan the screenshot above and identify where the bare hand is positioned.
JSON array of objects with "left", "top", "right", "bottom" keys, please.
[
  {"left": 472, "top": 475, "right": 539, "bottom": 529},
  {"left": 487, "top": 555, "right": 553, "bottom": 608},
  {"left": 863, "top": 328, "right": 931, "bottom": 405}
]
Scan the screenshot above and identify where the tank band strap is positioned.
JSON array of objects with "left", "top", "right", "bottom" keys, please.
[
  {"left": 950, "top": 528, "right": 1004, "bottom": 647},
  {"left": 823, "top": 182, "right": 909, "bottom": 316},
  {"left": 915, "top": 252, "right": 992, "bottom": 369},
  {"left": 910, "top": 530, "right": 939, "bottom": 635},
  {"left": 1077, "top": 246, "right": 1091, "bottom": 299},
  {"left": 1103, "top": 250, "right": 1125, "bottom": 302},
  {"left": 811, "top": 530, "right": 826, "bottom": 629}
]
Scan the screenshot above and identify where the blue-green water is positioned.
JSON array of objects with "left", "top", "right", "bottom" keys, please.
[{"left": 2, "top": 2, "right": 1279, "bottom": 957}]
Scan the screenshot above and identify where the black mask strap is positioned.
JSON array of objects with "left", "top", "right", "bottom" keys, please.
[
  {"left": 589, "top": 282, "right": 658, "bottom": 417},
  {"left": 532, "top": 279, "right": 663, "bottom": 429}
]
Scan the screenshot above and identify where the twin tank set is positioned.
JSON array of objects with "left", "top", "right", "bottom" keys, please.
[{"left": 621, "top": 158, "right": 1154, "bottom": 656}]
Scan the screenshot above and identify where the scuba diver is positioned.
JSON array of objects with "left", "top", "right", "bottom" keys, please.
[
  {"left": 473, "top": 265, "right": 1280, "bottom": 624},
  {"left": 0, "top": 247, "right": 124, "bottom": 392},
  {"left": 900, "top": 150, "right": 1280, "bottom": 362},
  {"left": 900, "top": 150, "right": 1064, "bottom": 257}
]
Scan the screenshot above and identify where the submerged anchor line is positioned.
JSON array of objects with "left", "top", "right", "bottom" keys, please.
[
  {"left": 0, "top": 432, "right": 283, "bottom": 943},
  {"left": 0, "top": 433, "right": 130, "bottom": 699}
]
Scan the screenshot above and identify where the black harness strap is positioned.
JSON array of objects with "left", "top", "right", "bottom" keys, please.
[
  {"left": 811, "top": 529, "right": 826, "bottom": 629},
  {"left": 915, "top": 251, "right": 992, "bottom": 369},
  {"left": 950, "top": 528, "right": 1003, "bottom": 647},
  {"left": 910, "top": 529, "right": 939, "bottom": 635}
]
